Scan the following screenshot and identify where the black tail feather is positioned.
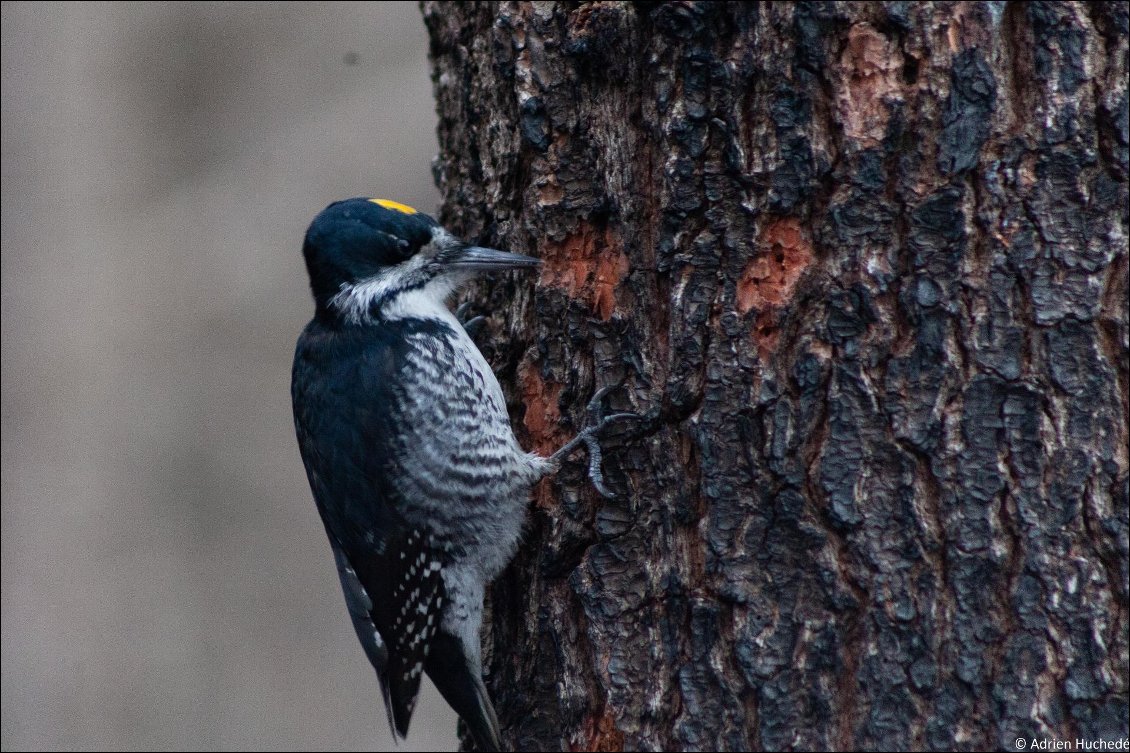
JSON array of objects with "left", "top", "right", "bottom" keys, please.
[
  {"left": 426, "top": 631, "right": 502, "bottom": 752},
  {"left": 375, "top": 672, "right": 400, "bottom": 740}
]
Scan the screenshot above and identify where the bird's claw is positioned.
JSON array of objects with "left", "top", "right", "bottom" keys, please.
[
  {"left": 550, "top": 385, "right": 640, "bottom": 499},
  {"left": 455, "top": 301, "right": 486, "bottom": 340}
]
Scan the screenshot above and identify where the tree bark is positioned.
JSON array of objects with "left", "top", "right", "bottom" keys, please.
[{"left": 422, "top": 2, "right": 1129, "bottom": 750}]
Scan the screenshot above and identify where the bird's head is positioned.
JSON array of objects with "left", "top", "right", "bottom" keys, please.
[{"left": 302, "top": 197, "right": 540, "bottom": 323}]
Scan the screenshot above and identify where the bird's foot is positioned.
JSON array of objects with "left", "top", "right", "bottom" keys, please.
[
  {"left": 548, "top": 384, "right": 640, "bottom": 498},
  {"left": 454, "top": 301, "right": 487, "bottom": 340}
]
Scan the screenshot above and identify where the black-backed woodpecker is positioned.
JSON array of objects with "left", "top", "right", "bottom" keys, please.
[{"left": 291, "top": 198, "right": 629, "bottom": 751}]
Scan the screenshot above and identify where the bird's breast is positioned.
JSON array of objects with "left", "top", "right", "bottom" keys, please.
[{"left": 391, "top": 324, "right": 537, "bottom": 578}]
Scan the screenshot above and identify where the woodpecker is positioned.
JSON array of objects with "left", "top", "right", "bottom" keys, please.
[{"left": 292, "top": 197, "right": 630, "bottom": 751}]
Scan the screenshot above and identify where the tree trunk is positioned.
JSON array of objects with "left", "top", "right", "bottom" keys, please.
[{"left": 422, "top": 2, "right": 1129, "bottom": 750}]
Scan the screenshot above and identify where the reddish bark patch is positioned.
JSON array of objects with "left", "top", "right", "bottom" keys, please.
[
  {"left": 572, "top": 708, "right": 624, "bottom": 752},
  {"left": 539, "top": 224, "right": 630, "bottom": 321},
  {"left": 837, "top": 23, "right": 902, "bottom": 147},
  {"left": 531, "top": 477, "right": 557, "bottom": 512},
  {"left": 738, "top": 217, "right": 813, "bottom": 358},
  {"left": 751, "top": 309, "right": 780, "bottom": 355},
  {"left": 738, "top": 217, "right": 813, "bottom": 312},
  {"left": 518, "top": 360, "right": 564, "bottom": 457}
]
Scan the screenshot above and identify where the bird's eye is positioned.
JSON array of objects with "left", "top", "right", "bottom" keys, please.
[
  {"left": 395, "top": 238, "right": 417, "bottom": 261},
  {"left": 378, "top": 231, "right": 416, "bottom": 261}
]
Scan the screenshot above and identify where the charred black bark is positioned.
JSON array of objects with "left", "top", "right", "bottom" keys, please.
[{"left": 423, "top": 2, "right": 1129, "bottom": 750}]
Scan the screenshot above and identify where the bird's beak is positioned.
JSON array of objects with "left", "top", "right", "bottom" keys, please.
[{"left": 446, "top": 246, "right": 542, "bottom": 272}]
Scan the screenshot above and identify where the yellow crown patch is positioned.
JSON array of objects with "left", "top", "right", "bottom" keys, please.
[{"left": 369, "top": 198, "right": 418, "bottom": 215}]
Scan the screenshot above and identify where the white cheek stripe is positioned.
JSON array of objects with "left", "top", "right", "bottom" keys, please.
[
  {"left": 330, "top": 254, "right": 433, "bottom": 324},
  {"left": 329, "top": 243, "right": 468, "bottom": 324}
]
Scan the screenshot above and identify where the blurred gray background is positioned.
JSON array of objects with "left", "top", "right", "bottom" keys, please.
[{"left": 1, "top": 2, "right": 455, "bottom": 749}]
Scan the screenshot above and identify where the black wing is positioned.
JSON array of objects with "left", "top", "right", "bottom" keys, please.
[
  {"left": 332, "top": 528, "right": 445, "bottom": 737},
  {"left": 292, "top": 319, "right": 447, "bottom": 740}
]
